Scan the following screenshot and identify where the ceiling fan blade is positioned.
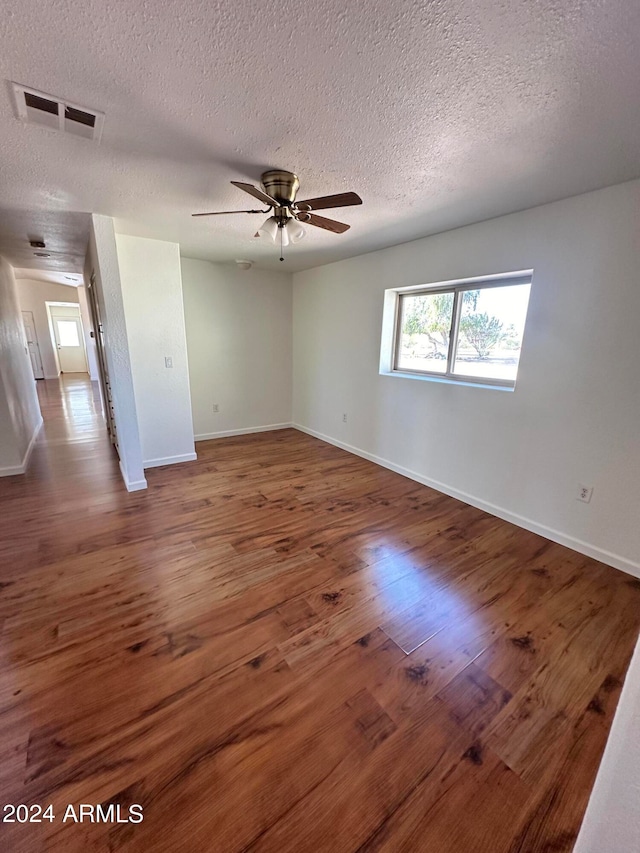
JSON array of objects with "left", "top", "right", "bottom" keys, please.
[
  {"left": 230, "top": 181, "right": 279, "bottom": 207},
  {"left": 192, "top": 209, "right": 266, "bottom": 217},
  {"left": 297, "top": 192, "right": 362, "bottom": 211},
  {"left": 303, "top": 213, "right": 351, "bottom": 234}
]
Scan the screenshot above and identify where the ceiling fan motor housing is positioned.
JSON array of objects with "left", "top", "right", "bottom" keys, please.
[{"left": 261, "top": 170, "right": 300, "bottom": 206}]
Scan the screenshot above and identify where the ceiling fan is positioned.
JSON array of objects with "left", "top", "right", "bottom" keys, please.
[{"left": 192, "top": 170, "right": 362, "bottom": 260}]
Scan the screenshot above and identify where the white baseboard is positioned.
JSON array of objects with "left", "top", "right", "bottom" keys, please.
[
  {"left": 22, "top": 416, "right": 43, "bottom": 472},
  {"left": 195, "top": 423, "right": 292, "bottom": 441},
  {"left": 44, "top": 372, "right": 60, "bottom": 380},
  {"left": 144, "top": 452, "right": 198, "bottom": 469},
  {"left": 119, "top": 460, "right": 147, "bottom": 492},
  {"left": 292, "top": 423, "right": 640, "bottom": 579},
  {"left": 0, "top": 464, "right": 27, "bottom": 477},
  {"left": 0, "top": 417, "right": 43, "bottom": 477}
]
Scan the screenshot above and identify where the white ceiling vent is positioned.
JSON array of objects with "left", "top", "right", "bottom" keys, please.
[{"left": 11, "top": 83, "right": 104, "bottom": 142}]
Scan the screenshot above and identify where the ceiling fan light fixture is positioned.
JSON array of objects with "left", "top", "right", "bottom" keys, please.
[
  {"left": 287, "top": 220, "right": 306, "bottom": 243},
  {"left": 257, "top": 216, "right": 278, "bottom": 242},
  {"left": 279, "top": 222, "right": 290, "bottom": 248}
]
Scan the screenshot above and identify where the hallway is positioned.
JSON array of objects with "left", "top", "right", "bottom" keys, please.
[
  {"left": 35, "top": 374, "right": 107, "bottom": 449},
  {"left": 0, "top": 375, "right": 125, "bottom": 576}
]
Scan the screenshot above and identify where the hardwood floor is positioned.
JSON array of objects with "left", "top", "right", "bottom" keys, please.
[{"left": 0, "top": 376, "right": 638, "bottom": 852}]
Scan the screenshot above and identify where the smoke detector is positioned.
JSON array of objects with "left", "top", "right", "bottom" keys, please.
[
  {"left": 12, "top": 83, "right": 104, "bottom": 142},
  {"left": 235, "top": 259, "right": 253, "bottom": 271}
]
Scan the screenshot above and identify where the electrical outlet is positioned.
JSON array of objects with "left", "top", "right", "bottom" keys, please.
[
  {"left": 212, "top": 404, "right": 219, "bottom": 413},
  {"left": 342, "top": 413, "right": 347, "bottom": 423},
  {"left": 164, "top": 356, "right": 173, "bottom": 368},
  {"left": 577, "top": 484, "right": 593, "bottom": 503}
]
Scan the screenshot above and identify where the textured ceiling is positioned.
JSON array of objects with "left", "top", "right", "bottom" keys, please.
[
  {"left": 0, "top": 0, "right": 639, "bottom": 273},
  {"left": 13, "top": 269, "right": 83, "bottom": 287},
  {"left": 0, "top": 209, "right": 89, "bottom": 279}
]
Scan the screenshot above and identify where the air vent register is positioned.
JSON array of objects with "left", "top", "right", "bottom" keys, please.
[{"left": 12, "top": 83, "right": 104, "bottom": 142}]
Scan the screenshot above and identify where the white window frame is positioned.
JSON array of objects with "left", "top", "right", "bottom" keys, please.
[{"left": 380, "top": 270, "right": 533, "bottom": 390}]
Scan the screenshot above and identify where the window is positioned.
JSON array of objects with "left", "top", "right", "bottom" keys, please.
[
  {"left": 56, "top": 320, "right": 80, "bottom": 347},
  {"left": 388, "top": 272, "right": 532, "bottom": 388}
]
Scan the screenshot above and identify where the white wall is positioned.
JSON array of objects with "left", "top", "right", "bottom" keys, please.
[
  {"left": 181, "top": 258, "right": 292, "bottom": 439},
  {"left": 87, "top": 215, "right": 146, "bottom": 491},
  {"left": 17, "top": 279, "right": 79, "bottom": 378},
  {"left": 575, "top": 632, "right": 640, "bottom": 852},
  {"left": 292, "top": 179, "right": 640, "bottom": 575},
  {"left": 115, "top": 234, "right": 196, "bottom": 469},
  {"left": 0, "top": 256, "right": 42, "bottom": 474}
]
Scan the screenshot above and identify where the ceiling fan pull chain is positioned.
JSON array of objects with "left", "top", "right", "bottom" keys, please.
[{"left": 280, "top": 224, "right": 284, "bottom": 262}]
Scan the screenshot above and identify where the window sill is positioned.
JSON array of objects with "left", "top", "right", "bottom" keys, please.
[{"left": 380, "top": 369, "right": 515, "bottom": 392}]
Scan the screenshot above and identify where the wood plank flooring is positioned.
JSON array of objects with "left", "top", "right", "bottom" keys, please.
[{"left": 0, "top": 376, "right": 638, "bottom": 852}]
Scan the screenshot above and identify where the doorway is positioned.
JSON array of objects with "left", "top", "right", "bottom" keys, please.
[
  {"left": 22, "top": 310, "right": 45, "bottom": 379},
  {"left": 46, "top": 303, "right": 89, "bottom": 374}
]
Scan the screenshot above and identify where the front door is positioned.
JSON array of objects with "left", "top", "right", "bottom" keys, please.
[
  {"left": 22, "top": 310, "right": 44, "bottom": 379},
  {"left": 52, "top": 316, "right": 88, "bottom": 373}
]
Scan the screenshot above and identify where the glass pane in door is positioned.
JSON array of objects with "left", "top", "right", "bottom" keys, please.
[{"left": 57, "top": 320, "right": 80, "bottom": 347}]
